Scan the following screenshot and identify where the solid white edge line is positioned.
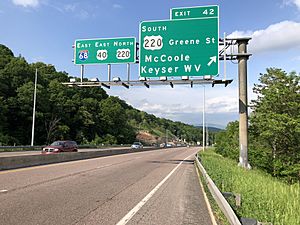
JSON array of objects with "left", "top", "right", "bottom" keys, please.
[
  {"left": 115, "top": 152, "right": 196, "bottom": 225},
  {"left": 195, "top": 162, "right": 218, "bottom": 225}
]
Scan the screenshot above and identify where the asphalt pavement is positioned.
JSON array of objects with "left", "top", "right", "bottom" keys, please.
[{"left": 0, "top": 147, "right": 214, "bottom": 225}]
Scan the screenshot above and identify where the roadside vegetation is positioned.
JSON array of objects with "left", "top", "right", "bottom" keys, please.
[
  {"left": 215, "top": 68, "right": 300, "bottom": 183},
  {"left": 199, "top": 149, "right": 300, "bottom": 225},
  {"left": 0, "top": 44, "right": 207, "bottom": 146}
]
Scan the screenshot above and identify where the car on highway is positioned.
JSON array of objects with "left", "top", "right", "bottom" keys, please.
[
  {"left": 131, "top": 142, "right": 143, "bottom": 149},
  {"left": 160, "top": 143, "right": 166, "bottom": 148},
  {"left": 41, "top": 141, "right": 78, "bottom": 154}
]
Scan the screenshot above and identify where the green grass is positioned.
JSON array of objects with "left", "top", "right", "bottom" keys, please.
[
  {"left": 196, "top": 165, "right": 230, "bottom": 225},
  {"left": 199, "top": 149, "right": 300, "bottom": 225}
]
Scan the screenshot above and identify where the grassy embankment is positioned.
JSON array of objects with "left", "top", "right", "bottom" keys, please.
[{"left": 198, "top": 149, "right": 300, "bottom": 225}]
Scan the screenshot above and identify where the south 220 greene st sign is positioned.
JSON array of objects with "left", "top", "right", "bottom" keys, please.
[
  {"left": 74, "top": 37, "right": 136, "bottom": 65},
  {"left": 139, "top": 18, "right": 219, "bottom": 77}
]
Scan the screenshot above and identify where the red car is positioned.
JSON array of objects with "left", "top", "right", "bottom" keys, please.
[{"left": 41, "top": 141, "right": 78, "bottom": 154}]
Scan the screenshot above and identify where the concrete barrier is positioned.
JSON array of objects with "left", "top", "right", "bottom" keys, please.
[{"left": 0, "top": 147, "right": 163, "bottom": 170}]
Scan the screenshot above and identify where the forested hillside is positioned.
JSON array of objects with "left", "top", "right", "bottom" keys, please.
[
  {"left": 0, "top": 44, "right": 204, "bottom": 146},
  {"left": 215, "top": 68, "right": 300, "bottom": 183}
]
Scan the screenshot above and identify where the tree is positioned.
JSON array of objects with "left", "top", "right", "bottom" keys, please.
[
  {"left": 0, "top": 44, "right": 14, "bottom": 70},
  {"left": 250, "top": 68, "right": 300, "bottom": 181},
  {"left": 215, "top": 121, "right": 239, "bottom": 160},
  {"left": 100, "top": 96, "right": 136, "bottom": 144}
]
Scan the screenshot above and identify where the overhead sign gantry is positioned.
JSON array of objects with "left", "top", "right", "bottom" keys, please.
[
  {"left": 65, "top": 4, "right": 251, "bottom": 170},
  {"left": 68, "top": 5, "right": 233, "bottom": 90}
]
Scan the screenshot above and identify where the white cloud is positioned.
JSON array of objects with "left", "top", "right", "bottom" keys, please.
[
  {"left": 293, "top": 0, "right": 300, "bottom": 9},
  {"left": 12, "top": 0, "right": 39, "bottom": 7},
  {"left": 206, "top": 96, "right": 237, "bottom": 113},
  {"left": 283, "top": 0, "right": 300, "bottom": 10},
  {"left": 113, "top": 4, "right": 122, "bottom": 9},
  {"left": 138, "top": 101, "right": 200, "bottom": 115},
  {"left": 64, "top": 4, "right": 77, "bottom": 12},
  {"left": 292, "top": 55, "right": 300, "bottom": 61},
  {"left": 107, "top": 85, "right": 240, "bottom": 126},
  {"left": 228, "top": 21, "right": 300, "bottom": 54},
  {"left": 78, "top": 10, "right": 89, "bottom": 20}
]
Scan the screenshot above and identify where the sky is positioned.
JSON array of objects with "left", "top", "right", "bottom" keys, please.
[{"left": 1, "top": 0, "right": 300, "bottom": 128}]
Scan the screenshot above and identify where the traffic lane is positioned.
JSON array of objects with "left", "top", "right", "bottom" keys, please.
[
  {"left": 126, "top": 155, "right": 213, "bottom": 225},
  {"left": 0, "top": 147, "right": 195, "bottom": 225},
  {"left": 0, "top": 147, "right": 205, "bottom": 225},
  {"left": 0, "top": 147, "right": 173, "bottom": 191},
  {"left": 71, "top": 148, "right": 211, "bottom": 225}
]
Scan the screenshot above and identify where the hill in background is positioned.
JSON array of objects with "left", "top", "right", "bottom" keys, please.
[{"left": 0, "top": 44, "right": 217, "bottom": 146}]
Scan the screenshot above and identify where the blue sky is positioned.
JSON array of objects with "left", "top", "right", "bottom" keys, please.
[{"left": 1, "top": 0, "right": 300, "bottom": 128}]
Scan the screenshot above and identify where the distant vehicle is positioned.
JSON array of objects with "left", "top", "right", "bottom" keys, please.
[
  {"left": 113, "top": 77, "right": 121, "bottom": 82},
  {"left": 131, "top": 142, "right": 143, "bottom": 149},
  {"left": 41, "top": 141, "right": 78, "bottom": 154},
  {"left": 166, "top": 143, "right": 172, "bottom": 147}
]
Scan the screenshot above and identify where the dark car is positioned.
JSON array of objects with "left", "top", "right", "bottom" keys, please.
[{"left": 41, "top": 141, "right": 78, "bottom": 154}]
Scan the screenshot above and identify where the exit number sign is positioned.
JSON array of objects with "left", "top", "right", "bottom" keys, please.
[{"left": 171, "top": 5, "right": 219, "bottom": 20}]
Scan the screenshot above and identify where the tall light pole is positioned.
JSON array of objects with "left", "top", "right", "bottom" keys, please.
[
  {"left": 31, "top": 68, "right": 38, "bottom": 146},
  {"left": 165, "top": 129, "right": 168, "bottom": 146}
]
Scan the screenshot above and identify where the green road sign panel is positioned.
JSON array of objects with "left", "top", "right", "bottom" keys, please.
[
  {"left": 139, "top": 18, "right": 219, "bottom": 78},
  {"left": 74, "top": 37, "right": 136, "bottom": 65},
  {"left": 171, "top": 5, "right": 218, "bottom": 20}
]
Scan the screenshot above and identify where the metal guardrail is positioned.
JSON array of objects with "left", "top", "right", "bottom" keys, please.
[
  {"left": 195, "top": 154, "right": 242, "bottom": 225},
  {"left": 195, "top": 154, "right": 272, "bottom": 225}
]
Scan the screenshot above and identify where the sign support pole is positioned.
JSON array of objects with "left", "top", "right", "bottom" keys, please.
[
  {"left": 224, "top": 32, "right": 227, "bottom": 81},
  {"left": 127, "top": 63, "right": 130, "bottom": 82},
  {"left": 202, "top": 85, "right": 205, "bottom": 151},
  {"left": 80, "top": 65, "right": 84, "bottom": 83},
  {"left": 237, "top": 38, "right": 251, "bottom": 169},
  {"left": 108, "top": 64, "right": 111, "bottom": 81}
]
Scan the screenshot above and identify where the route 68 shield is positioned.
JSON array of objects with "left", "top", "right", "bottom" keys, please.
[{"left": 78, "top": 50, "right": 89, "bottom": 61}]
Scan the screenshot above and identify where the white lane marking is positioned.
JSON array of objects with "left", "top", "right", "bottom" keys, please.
[
  {"left": 96, "top": 164, "right": 112, "bottom": 169},
  {"left": 116, "top": 152, "right": 195, "bottom": 225},
  {"left": 0, "top": 190, "right": 8, "bottom": 193}
]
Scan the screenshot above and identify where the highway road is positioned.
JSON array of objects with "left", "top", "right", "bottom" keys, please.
[{"left": 0, "top": 147, "right": 214, "bottom": 225}]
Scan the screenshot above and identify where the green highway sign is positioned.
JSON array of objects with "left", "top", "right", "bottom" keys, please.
[
  {"left": 139, "top": 17, "right": 219, "bottom": 77},
  {"left": 171, "top": 5, "right": 218, "bottom": 20},
  {"left": 74, "top": 37, "right": 136, "bottom": 65}
]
